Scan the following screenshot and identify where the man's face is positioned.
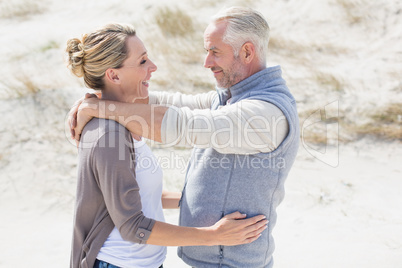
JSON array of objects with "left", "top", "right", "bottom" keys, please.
[{"left": 203, "top": 21, "right": 246, "bottom": 89}]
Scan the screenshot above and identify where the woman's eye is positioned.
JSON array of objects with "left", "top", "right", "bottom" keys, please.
[{"left": 140, "top": 59, "right": 147, "bottom": 64}]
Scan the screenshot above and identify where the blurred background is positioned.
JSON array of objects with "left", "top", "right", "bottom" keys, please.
[{"left": 0, "top": 0, "right": 401, "bottom": 267}]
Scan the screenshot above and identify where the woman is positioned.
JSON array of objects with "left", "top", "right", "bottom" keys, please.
[{"left": 66, "top": 23, "right": 267, "bottom": 268}]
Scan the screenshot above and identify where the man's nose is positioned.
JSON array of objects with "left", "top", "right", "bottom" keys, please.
[{"left": 203, "top": 53, "right": 213, "bottom": 69}]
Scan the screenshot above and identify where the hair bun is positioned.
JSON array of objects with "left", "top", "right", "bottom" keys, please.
[
  {"left": 66, "top": 37, "right": 86, "bottom": 77},
  {"left": 65, "top": 25, "right": 136, "bottom": 90}
]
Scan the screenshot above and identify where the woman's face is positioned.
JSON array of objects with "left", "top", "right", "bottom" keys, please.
[{"left": 117, "top": 35, "right": 157, "bottom": 102}]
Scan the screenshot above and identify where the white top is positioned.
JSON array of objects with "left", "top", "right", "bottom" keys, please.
[
  {"left": 97, "top": 138, "right": 166, "bottom": 268},
  {"left": 149, "top": 91, "right": 289, "bottom": 154}
]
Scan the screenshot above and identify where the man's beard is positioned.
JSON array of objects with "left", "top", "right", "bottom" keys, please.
[{"left": 216, "top": 57, "right": 244, "bottom": 89}]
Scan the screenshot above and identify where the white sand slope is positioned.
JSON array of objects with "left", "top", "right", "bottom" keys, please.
[{"left": 0, "top": 0, "right": 401, "bottom": 267}]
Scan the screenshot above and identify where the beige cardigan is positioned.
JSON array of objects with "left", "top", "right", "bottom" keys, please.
[{"left": 70, "top": 119, "right": 155, "bottom": 268}]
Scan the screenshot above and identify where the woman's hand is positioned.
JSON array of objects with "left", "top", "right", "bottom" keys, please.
[
  {"left": 68, "top": 93, "right": 99, "bottom": 141},
  {"left": 208, "top": 212, "right": 268, "bottom": 246},
  {"left": 147, "top": 212, "right": 267, "bottom": 247}
]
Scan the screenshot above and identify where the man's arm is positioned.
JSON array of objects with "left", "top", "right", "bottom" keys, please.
[
  {"left": 160, "top": 99, "right": 289, "bottom": 154},
  {"left": 75, "top": 98, "right": 168, "bottom": 142},
  {"left": 149, "top": 91, "right": 217, "bottom": 109},
  {"left": 161, "top": 190, "right": 181, "bottom": 209},
  {"left": 74, "top": 98, "right": 288, "bottom": 154}
]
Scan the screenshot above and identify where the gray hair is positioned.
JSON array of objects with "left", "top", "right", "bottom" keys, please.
[{"left": 212, "top": 7, "right": 269, "bottom": 65}]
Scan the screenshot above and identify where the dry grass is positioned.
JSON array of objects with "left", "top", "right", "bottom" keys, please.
[
  {"left": 40, "top": 40, "right": 59, "bottom": 52},
  {"left": 1, "top": 74, "right": 40, "bottom": 98},
  {"left": 302, "top": 129, "right": 330, "bottom": 145},
  {"left": 268, "top": 36, "right": 307, "bottom": 58},
  {"left": 155, "top": 6, "right": 195, "bottom": 37},
  {"left": 357, "top": 125, "right": 402, "bottom": 140},
  {"left": 191, "top": 80, "right": 215, "bottom": 90},
  {"left": 145, "top": 34, "right": 207, "bottom": 90},
  {"left": 334, "top": 0, "right": 370, "bottom": 25},
  {"left": 269, "top": 35, "right": 349, "bottom": 58},
  {"left": 394, "top": 84, "right": 402, "bottom": 92},
  {"left": 371, "top": 103, "right": 402, "bottom": 124},
  {"left": 163, "top": 36, "right": 205, "bottom": 64},
  {"left": 0, "top": 0, "right": 47, "bottom": 19},
  {"left": 354, "top": 103, "right": 402, "bottom": 141},
  {"left": 1, "top": 37, "right": 65, "bottom": 99},
  {"left": 299, "top": 108, "right": 343, "bottom": 145},
  {"left": 301, "top": 102, "right": 402, "bottom": 144},
  {"left": 145, "top": 7, "right": 211, "bottom": 92},
  {"left": 314, "top": 71, "right": 344, "bottom": 92}
]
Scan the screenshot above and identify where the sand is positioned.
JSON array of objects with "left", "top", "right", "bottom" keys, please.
[{"left": 0, "top": 0, "right": 401, "bottom": 267}]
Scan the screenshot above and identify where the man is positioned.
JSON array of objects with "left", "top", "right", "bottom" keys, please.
[{"left": 71, "top": 7, "right": 299, "bottom": 267}]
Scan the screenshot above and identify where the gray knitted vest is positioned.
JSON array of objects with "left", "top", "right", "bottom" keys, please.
[{"left": 178, "top": 66, "right": 300, "bottom": 268}]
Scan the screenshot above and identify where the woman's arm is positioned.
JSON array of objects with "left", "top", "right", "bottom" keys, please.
[
  {"left": 159, "top": 191, "right": 269, "bottom": 246},
  {"left": 161, "top": 190, "right": 181, "bottom": 209},
  {"left": 91, "top": 123, "right": 267, "bottom": 247},
  {"left": 148, "top": 212, "right": 267, "bottom": 246}
]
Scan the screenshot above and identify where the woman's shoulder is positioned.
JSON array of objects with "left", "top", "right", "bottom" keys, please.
[{"left": 81, "top": 118, "right": 130, "bottom": 144}]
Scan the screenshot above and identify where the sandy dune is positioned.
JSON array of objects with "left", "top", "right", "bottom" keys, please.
[{"left": 0, "top": 0, "right": 401, "bottom": 267}]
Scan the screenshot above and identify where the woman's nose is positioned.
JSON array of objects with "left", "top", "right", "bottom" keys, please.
[{"left": 149, "top": 60, "right": 157, "bottom": 72}]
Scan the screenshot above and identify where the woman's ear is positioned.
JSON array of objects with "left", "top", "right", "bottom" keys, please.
[
  {"left": 105, "top": 68, "right": 121, "bottom": 84},
  {"left": 241, "top": 42, "right": 255, "bottom": 64}
]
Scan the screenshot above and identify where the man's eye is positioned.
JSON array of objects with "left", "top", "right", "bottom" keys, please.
[{"left": 205, "top": 50, "right": 218, "bottom": 55}]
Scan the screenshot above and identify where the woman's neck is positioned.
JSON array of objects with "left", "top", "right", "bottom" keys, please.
[
  {"left": 100, "top": 90, "right": 122, "bottom": 102},
  {"left": 100, "top": 89, "right": 143, "bottom": 141},
  {"left": 101, "top": 90, "right": 147, "bottom": 104}
]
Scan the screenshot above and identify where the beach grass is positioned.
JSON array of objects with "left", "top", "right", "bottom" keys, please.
[
  {"left": 314, "top": 71, "right": 344, "bottom": 92},
  {"left": 155, "top": 6, "right": 195, "bottom": 37},
  {"left": 1, "top": 74, "right": 40, "bottom": 98},
  {"left": 335, "top": 0, "right": 370, "bottom": 25},
  {"left": 0, "top": 0, "right": 47, "bottom": 19},
  {"left": 350, "top": 103, "right": 402, "bottom": 141}
]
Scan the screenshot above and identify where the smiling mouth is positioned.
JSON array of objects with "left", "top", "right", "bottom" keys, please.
[
  {"left": 142, "top": 80, "right": 149, "bottom": 87},
  {"left": 213, "top": 70, "right": 223, "bottom": 77}
]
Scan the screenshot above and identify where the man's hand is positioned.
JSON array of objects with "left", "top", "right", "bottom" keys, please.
[
  {"left": 68, "top": 93, "right": 99, "bottom": 141},
  {"left": 208, "top": 212, "right": 268, "bottom": 246}
]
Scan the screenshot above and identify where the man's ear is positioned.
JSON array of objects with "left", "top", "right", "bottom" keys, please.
[
  {"left": 105, "top": 68, "right": 121, "bottom": 84},
  {"left": 241, "top": 42, "right": 255, "bottom": 64}
]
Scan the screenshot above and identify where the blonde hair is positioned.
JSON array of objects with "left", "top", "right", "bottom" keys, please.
[
  {"left": 212, "top": 7, "right": 269, "bottom": 65},
  {"left": 66, "top": 23, "right": 136, "bottom": 90}
]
